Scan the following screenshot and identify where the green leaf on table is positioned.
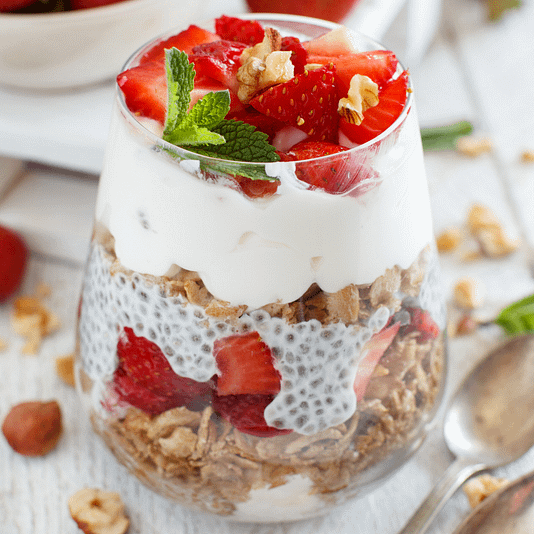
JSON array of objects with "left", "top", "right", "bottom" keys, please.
[
  {"left": 495, "top": 294, "right": 534, "bottom": 335},
  {"left": 421, "top": 120, "right": 474, "bottom": 151},
  {"left": 485, "top": 0, "right": 522, "bottom": 21}
]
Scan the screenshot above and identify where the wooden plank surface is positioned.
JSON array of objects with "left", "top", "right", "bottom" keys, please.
[{"left": 1, "top": 0, "right": 534, "bottom": 532}]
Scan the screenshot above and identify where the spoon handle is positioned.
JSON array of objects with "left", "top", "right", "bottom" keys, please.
[{"left": 398, "top": 457, "right": 486, "bottom": 534}]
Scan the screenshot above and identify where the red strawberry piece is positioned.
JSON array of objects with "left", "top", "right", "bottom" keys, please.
[
  {"left": 307, "top": 50, "right": 398, "bottom": 93},
  {"left": 0, "top": 0, "right": 37, "bottom": 11},
  {"left": 214, "top": 332, "right": 281, "bottom": 396},
  {"left": 404, "top": 308, "right": 440, "bottom": 343},
  {"left": 140, "top": 25, "right": 219, "bottom": 65},
  {"left": 117, "top": 60, "right": 167, "bottom": 124},
  {"left": 233, "top": 176, "right": 280, "bottom": 199},
  {"left": 280, "top": 140, "right": 379, "bottom": 196},
  {"left": 189, "top": 40, "right": 247, "bottom": 93},
  {"left": 213, "top": 393, "right": 292, "bottom": 437},
  {"left": 250, "top": 65, "right": 339, "bottom": 142},
  {"left": 340, "top": 70, "right": 409, "bottom": 145},
  {"left": 112, "top": 327, "right": 213, "bottom": 415},
  {"left": 281, "top": 36, "right": 308, "bottom": 75},
  {"left": 354, "top": 321, "right": 400, "bottom": 401},
  {"left": 0, "top": 225, "right": 28, "bottom": 301},
  {"left": 70, "top": 0, "right": 124, "bottom": 9},
  {"left": 215, "top": 15, "right": 265, "bottom": 46}
]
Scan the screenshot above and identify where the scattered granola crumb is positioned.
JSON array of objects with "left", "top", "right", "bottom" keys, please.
[
  {"left": 463, "top": 473, "right": 508, "bottom": 508},
  {"left": 0, "top": 337, "right": 8, "bottom": 352},
  {"left": 453, "top": 277, "right": 486, "bottom": 309},
  {"left": 68, "top": 488, "right": 129, "bottom": 534},
  {"left": 436, "top": 227, "right": 462, "bottom": 253},
  {"left": 453, "top": 314, "right": 479, "bottom": 337},
  {"left": 521, "top": 150, "right": 534, "bottom": 163},
  {"left": 456, "top": 136, "right": 492, "bottom": 157},
  {"left": 10, "top": 296, "right": 61, "bottom": 355},
  {"left": 56, "top": 353, "right": 75, "bottom": 387},
  {"left": 35, "top": 282, "right": 52, "bottom": 299}
]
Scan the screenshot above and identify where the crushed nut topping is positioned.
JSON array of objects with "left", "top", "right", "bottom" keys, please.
[
  {"left": 456, "top": 136, "right": 492, "bottom": 157},
  {"left": 56, "top": 353, "right": 76, "bottom": 387},
  {"left": 237, "top": 27, "right": 294, "bottom": 104},
  {"left": 11, "top": 296, "right": 61, "bottom": 355},
  {"left": 338, "top": 74, "right": 379, "bottom": 125},
  {"left": 436, "top": 226, "right": 463, "bottom": 253},
  {"left": 463, "top": 474, "right": 508, "bottom": 508},
  {"left": 520, "top": 150, "right": 534, "bottom": 163},
  {"left": 453, "top": 277, "right": 486, "bottom": 309},
  {"left": 68, "top": 488, "right": 129, "bottom": 534}
]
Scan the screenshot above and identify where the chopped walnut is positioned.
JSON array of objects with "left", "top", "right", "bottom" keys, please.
[
  {"left": 237, "top": 27, "right": 294, "bottom": 104},
  {"left": 68, "top": 488, "right": 129, "bottom": 534},
  {"left": 467, "top": 204, "right": 519, "bottom": 258},
  {"left": 338, "top": 74, "right": 379, "bottom": 125},
  {"left": 436, "top": 226, "right": 462, "bottom": 253},
  {"left": 453, "top": 277, "right": 485, "bottom": 309},
  {"left": 456, "top": 136, "right": 492, "bottom": 157},
  {"left": 463, "top": 474, "right": 508, "bottom": 508},
  {"left": 11, "top": 296, "right": 61, "bottom": 354},
  {"left": 56, "top": 353, "right": 75, "bottom": 387}
]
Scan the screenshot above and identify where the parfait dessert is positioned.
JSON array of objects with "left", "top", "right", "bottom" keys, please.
[{"left": 76, "top": 14, "right": 446, "bottom": 522}]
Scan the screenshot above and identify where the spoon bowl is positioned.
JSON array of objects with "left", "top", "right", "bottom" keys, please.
[{"left": 399, "top": 333, "right": 534, "bottom": 534}]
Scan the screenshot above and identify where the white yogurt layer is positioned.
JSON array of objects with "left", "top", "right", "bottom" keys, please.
[
  {"left": 95, "top": 103, "right": 433, "bottom": 309},
  {"left": 233, "top": 474, "right": 326, "bottom": 522}
]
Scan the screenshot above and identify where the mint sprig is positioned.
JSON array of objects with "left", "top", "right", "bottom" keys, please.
[
  {"left": 162, "top": 48, "right": 280, "bottom": 167},
  {"left": 421, "top": 120, "right": 474, "bottom": 151},
  {"left": 495, "top": 295, "right": 534, "bottom": 335}
]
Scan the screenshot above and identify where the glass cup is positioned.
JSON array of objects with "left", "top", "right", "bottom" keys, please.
[{"left": 75, "top": 14, "right": 447, "bottom": 522}]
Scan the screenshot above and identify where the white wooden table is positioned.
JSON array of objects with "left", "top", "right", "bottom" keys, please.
[{"left": 1, "top": 0, "right": 534, "bottom": 532}]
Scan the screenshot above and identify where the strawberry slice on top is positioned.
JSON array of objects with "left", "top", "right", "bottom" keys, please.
[
  {"left": 139, "top": 25, "right": 219, "bottom": 64},
  {"left": 215, "top": 14, "right": 265, "bottom": 46},
  {"left": 249, "top": 65, "right": 339, "bottom": 142},
  {"left": 340, "top": 70, "right": 409, "bottom": 145}
]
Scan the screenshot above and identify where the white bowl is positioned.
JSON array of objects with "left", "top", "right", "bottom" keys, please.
[{"left": 0, "top": 0, "right": 206, "bottom": 91}]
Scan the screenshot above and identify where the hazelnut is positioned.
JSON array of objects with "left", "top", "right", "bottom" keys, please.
[{"left": 2, "top": 400, "right": 62, "bottom": 456}]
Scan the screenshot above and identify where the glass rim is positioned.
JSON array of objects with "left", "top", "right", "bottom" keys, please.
[{"left": 115, "top": 13, "right": 414, "bottom": 166}]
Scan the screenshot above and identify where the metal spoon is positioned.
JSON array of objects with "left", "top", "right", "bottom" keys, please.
[
  {"left": 453, "top": 468, "right": 534, "bottom": 534},
  {"left": 398, "top": 333, "right": 534, "bottom": 534}
]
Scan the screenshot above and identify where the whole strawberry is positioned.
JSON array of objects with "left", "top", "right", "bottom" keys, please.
[{"left": 0, "top": 224, "right": 28, "bottom": 301}]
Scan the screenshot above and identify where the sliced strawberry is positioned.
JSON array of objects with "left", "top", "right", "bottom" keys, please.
[
  {"left": 0, "top": 0, "right": 38, "bottom": 11},
  {"left": 307, "top": 50, "right": 398, "bottom": 94},
  {"left": 117, "top": 60, "right": 167, "bottom": 124},
  {"left": 214, "top": 332, "right": 281, "bottom": 396},
  {"left": 112, "top": 327, "right": 213, "bottom": 415},
  {"left": 140, "top": 25, "right": 219, "bottom": 65},
  {"left": 70, "top": 0, "right": 124, "bottom": 9},
  {"left": 232, "top": 177, "right": 280, "bottom": 199},
  {"left": 354, "top": 321, "right": 400, "bottom": 401},
  {"left": 189, "top": 40, "right": 247, "bottom": 93},
  {"left": 213, "top": 393, "right": 292, "bottom": 437},
  {"left": 215, "top": 15, "right": 265, "bottom": 46},
  {"left": 0, "top": 224, "right": 28, "bottom": 301},
  {"left": 281, "top": 36, "right": 308, "bottom": 75},
  {"left": 250, "top": 65, "right": 339, "bottom": 142},
  {"left": 340, "top": 70, "right": 409, "bottom": 145},
  {"left": 403, "top": 308, "right": 440, "bottom": 343},
  {"left": 280, "top": 140, "right": 379, "bottom": 196}
]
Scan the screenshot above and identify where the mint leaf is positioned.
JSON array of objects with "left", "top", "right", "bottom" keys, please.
[
  {"left": 421, "top": 120, "right": 474, "bottom": 151},
  {"left": 189, "top": 120, "right": 280, "bottom": 163},
  {"left": 164, "top": 48, "right": 194, "bottom": 135},
  {"left": 485, "top": 0, "right": 521, "bottom": 21},
  {"left": 495, "top": 294, "right": 534, "bottom": 335},
  {"left": 186, "top": 90, "right": 230, "bottom": 129},
  {"left": 165, "top": 125, "right": 226, "bottom": 146}
]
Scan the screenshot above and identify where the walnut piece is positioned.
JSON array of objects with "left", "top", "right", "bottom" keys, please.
[
  {"left": 453, "top": 277, "right": 485, "bottom": 309},
  {"left": 463, "top": 474, "right": 508, "bottom": 508},
  {"left": 237, "top": 27, "right": 294, "bottom": 103},
  {"left": 338, "top": 74, "right": 379, "bottom": 125},
  {"left": 11, "top": 295, "right": 61, "bottom": 354},
  {"left": 456, "top": 136, "right": 492, "bottom": 157},
  {"left": 68, "top": 488, "right": 129, "bottom": 534},
  {"left": 56, "top": 353, "right": 76, "bottom": 387}
]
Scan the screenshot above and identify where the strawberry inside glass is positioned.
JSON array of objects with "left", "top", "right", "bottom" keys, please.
[{"left": 76, "top": 14, "right": 447, "bottom": 522}]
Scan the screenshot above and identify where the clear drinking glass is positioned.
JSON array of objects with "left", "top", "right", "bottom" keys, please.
[{"left": 75, "top": 14, "right": 447, "bottom": 522}]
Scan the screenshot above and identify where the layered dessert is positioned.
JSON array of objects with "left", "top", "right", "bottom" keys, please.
[{"left": 76, "top": 15, "right": 446, "bottom": 521}]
